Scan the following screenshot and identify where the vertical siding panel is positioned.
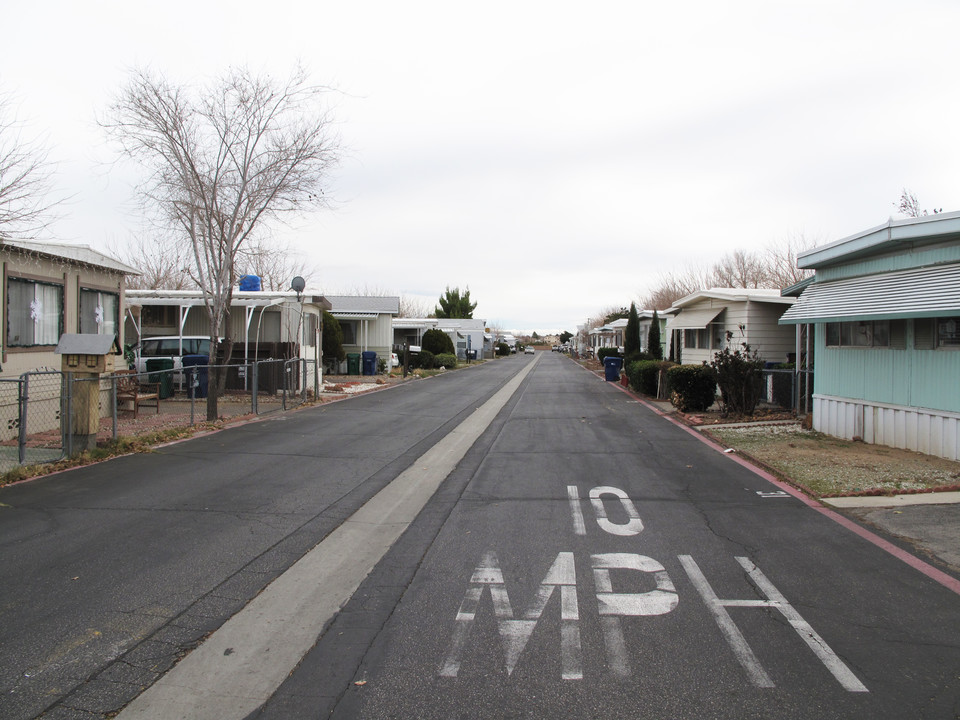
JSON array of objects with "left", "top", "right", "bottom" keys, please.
[{"left": 946, "top": 418, "right": 958, "bottom": 460}]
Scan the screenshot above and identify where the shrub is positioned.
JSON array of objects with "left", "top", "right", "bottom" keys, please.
[
  {"left": 422, "top": 328, "right": 455, "bottom": 355},
  {"left": 627, "top": 359, "right": 663, "bottom": 396},
  {"left": 596, "top": 347, "right": 620, "bottom": 363},
  {"left": 626, "top": 360, "right": 676, "bottom": 398},
  {"left": 435, "top": 353, "right": 457, "bottom": 369},
  {"left": 624, "top": 350, "right": 652, "bottom": 367},
  {"left": 497, "top": 342, "right": 511, "bottom": 357},
  {"left": 415, "top": 349, "right": 435, "bottom": 369},
  {"left": 710, "top": 343, "right": 764, "bottom": 416},
  {"left": 666, "top": 364, "right": 716, "bottom": 412}
]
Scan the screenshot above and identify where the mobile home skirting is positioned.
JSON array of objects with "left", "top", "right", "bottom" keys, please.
[{"left": 814, "top": 394, "right": 960, "bottom": 461}]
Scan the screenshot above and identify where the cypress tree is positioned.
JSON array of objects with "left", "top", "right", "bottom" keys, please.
[
  {"left": 648, "top": 310, "right": 663, "bottom": 360},
  {"left": 624, "top": 302, "right": 641, "bottom": 359}
]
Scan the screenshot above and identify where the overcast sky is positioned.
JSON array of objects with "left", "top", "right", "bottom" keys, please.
[{"left": 3, "top": 1, "right": 959, "bottom": 334}]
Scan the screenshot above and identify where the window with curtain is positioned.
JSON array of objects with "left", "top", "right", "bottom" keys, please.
[
  {"left": 79, "top": 289, "right": 119, "bottom": 337},
  {"left": 340, "top": 320, "right": 356, "bottom": 345},
  {"left": 7, "top": 278, "right": 63, "bottom": 347}
]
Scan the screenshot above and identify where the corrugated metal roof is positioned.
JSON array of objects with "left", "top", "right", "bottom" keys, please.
[
  {"left": 666, "top": 307, "right": 724, "bottom": 330},
  {"left": 326, "top": 295, "right": 400, "bottom": 314},
  {"left": 2, "top": 239, "right": 140, "bottom": 275},
  {"left": 672, "top": 287, "right": 792, "bottom": 308},
  {"left": 797, "top": 211, "right": 960, "bottom": 270},
  {"left": 780, "top": 263, "right": 960, "bottom": 324}
]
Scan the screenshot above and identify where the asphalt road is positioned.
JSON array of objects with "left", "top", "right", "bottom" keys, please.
[{"left": 2, "top": 353, "right": 959, "bottom": 719}]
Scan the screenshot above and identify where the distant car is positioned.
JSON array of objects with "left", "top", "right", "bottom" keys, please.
[
  {"left": 134, "top": 336, "right": 214, "bottom": 377},
  {"left": 524, "top": 346, "right": 535, "bottom": 355}
]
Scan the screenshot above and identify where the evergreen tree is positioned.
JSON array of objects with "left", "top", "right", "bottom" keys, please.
[
  {"left": 624, "top": 302, "right": 641, "bottom": 358},
  {"left": 648, "top": 310, "right": 663, "bottom": 360},
  {"left": 422, "top": 328, "right": 455, "bottom": 355},
  {"left": 435, "top": 286, "right": 477, "bottom": 318},
  {"left": 322, "top": 311, "right": 345, "bottom": 363}
]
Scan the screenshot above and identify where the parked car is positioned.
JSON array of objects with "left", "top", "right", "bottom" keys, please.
[
  {"left": 134, "top": 336, "right": 214, "bottom": 378},
  {"left": 524, "top": 346, "right": 535, "bottom": 355},
  {"left": 389, "top": 352, "right": 399, "bottom": 368}
]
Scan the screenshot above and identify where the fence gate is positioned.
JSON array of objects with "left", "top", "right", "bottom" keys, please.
[{"left": 0, "top": 371, "right": 66, "bottom": 474}]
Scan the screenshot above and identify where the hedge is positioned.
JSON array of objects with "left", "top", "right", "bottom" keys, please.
[
  {"left": 435, "top": 353, "right": 458, "bottom": 369},
  {"left": 627, "top": 360, "right": 675, "bottom": 397},
  {"left": 596, "top": 347, "right": 620, "bottom": 363},
  {"left": 415, "top": 349, "right": 435, "bottom": 369},
  {"left": 666, "top": 364, "right": 717, "bottom": 412}
]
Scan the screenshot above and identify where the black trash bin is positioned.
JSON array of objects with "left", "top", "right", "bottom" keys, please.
[
  {"left": 181, "top": 354, "right": 209, "bottom": 398},
  {"left": 603, "top": 356, "right": 623, "bottom": 382},
  {"left": 145, "top": 358, "right": 174, "bottom": 399},
  {"left": 361, "top": 351, "right": 377, "bottom": 376}
]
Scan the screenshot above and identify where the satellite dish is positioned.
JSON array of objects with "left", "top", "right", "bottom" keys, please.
[{"left": 291, "top": 276, "right": 306, "bottom": 299}]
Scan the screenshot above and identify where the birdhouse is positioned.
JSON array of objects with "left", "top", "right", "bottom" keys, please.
[{"left": 55, "top": 334, "right": 120, "bottom": 374}]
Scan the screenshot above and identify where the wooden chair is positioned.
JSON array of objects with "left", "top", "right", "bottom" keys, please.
[{"left": 115, "top": 370, "right": 161, "bottom": 418}]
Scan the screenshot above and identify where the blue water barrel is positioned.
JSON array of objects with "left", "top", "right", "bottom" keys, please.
[{"left": 239, "top": 275, "right": 262, "bottom": 291}]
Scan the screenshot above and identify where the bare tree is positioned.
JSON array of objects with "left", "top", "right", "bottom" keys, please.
[
  {"left": 763, "top": 233, "right": 818, "bottom": 288},
  {"left": 399, "top": 294, "right": 432, "bottom": 318},
  {"left": 104, "top": 65, "right": 339, "bottom": 419},
  {"left": 108, "top": 233, "right": 195, "bottom": 290},
  {"left": 896, "top": 188, "right": 941, "bottom": 218},
  {"left": 711, "top": 249, "right": 768, "bottom": 288},
  {"left": 237, "top": 237, "right": 317, "bottom": 291},
  {"left": 641, "top": 265, "right": 715, "bottom": 310},
  {"left": 0, "top": 92, "right": 59, "bottom": 239}
]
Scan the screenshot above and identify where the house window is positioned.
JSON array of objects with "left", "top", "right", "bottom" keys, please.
[
  {"left": 683, "top": 328, "right": 712, "bottom": 350},
  {"left": 79, "top": 289, "right": 119, "bottom": 337},
  {"left": 303, "top": 313, "right": 318, "bottom": 345},
  {"left": 937, "top": 317, "right": 960, "bottom": 348},
  {"left": 7, "top": 278, "right": 63, "bottom": 347},
  {"left": 824, "top": 320, "right": 903, "bottom": 348},
  {"left": 340, "top": 320, "right": 356, "bottom": 345}
]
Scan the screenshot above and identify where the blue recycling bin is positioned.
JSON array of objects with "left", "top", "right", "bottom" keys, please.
[
  {"left": 603, "top": 356, "right": 623, "bottom": 382},
  {"left": 361, "top": 351, "right": 377, "bottom": 376},
  {"left": 181, "top": 354, "right": 209, "bottom": 398}
]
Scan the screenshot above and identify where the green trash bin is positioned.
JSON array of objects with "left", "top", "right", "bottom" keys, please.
[
  {"left": 347, "top": 352, "right": 361, "bottom": 375},
  {"left": 145, "top": 358, "right": 174, "bottom": 399}
]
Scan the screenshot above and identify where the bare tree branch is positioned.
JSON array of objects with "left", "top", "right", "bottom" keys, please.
[
  {"left": 103, "top": 64, "right": 339, "bottom": 419},
  {"left": 0, "top": 91, "right": 61, "bottom": 238}
]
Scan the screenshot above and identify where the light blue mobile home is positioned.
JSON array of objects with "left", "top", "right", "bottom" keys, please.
[{"left": 780, "top": 211, "right": 960, "bottom": 460}]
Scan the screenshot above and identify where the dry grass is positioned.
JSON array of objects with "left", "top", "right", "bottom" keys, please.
[{"left": 706, "top": 424, "right": 960, "bottom": 497}]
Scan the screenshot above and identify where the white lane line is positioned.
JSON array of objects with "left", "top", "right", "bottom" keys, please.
[{"left": 119, "top": 356, "right": 540, "bottom": 720}]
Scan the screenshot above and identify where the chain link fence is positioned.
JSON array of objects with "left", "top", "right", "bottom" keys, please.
[
  {"left": 0, "top": 371, "right": 67, "bottom": 473},
  {"left": 0, "top": 358, "right": 323, "bottom": 476}
]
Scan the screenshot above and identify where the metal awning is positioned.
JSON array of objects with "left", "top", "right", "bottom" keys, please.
[
  {"left": 780, "top": 263, "right": 960, "bottom": 324},
  {"left": 666, "top": 307, "right": 724, "bottom": 330}
]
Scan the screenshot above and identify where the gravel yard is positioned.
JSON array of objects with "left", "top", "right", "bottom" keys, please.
[{"left": 706, "top": 423, "right": 960, "bottom": 497}]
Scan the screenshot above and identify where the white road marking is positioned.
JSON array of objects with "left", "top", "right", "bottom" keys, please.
[
  {"left": 567, "top": 485, "right": 587, "bottom": 536},
  {"left": 678, "top": 554, "right": 775, "bottom": 688},
  {"left": 735, "top": 557, "right": 869, "bottom": 693},
  {"left": 440, "top": 551, "right": 582, "bottom": 680},
  {"left": 592, "top": 553, "right": 678, "bottom": 677},
  {"left": 680, "top": 554, "right": 868, "bottom": 692},
  {"left": 119, "top": 356, "right": 541, "bottom": 720},
  {"left": 589, "top": 486, "right": 644, "bottom": 536}
]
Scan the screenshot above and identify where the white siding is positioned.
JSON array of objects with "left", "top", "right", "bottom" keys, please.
[{"left": 814, "top": 394, "right": 960, "bottom": 461}]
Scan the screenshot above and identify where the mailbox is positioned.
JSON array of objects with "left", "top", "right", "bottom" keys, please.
[
  {"left": 55, "top": 334, "right": 121, "bottom": 455},
  {"left": 55, "top": 334, "right": 119, "bottom": 374}
]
